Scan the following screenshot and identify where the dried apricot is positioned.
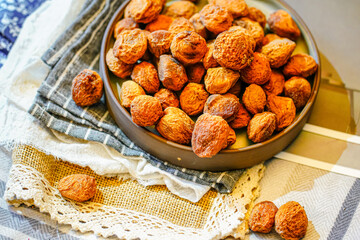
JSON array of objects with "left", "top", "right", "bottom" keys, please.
[
  {"left": 261, "top": 38, "right": 296, "bottom": 68},
  {"left": 131, "top": 61, "right": 160, "bottom": 94},
  {"left": 283, "top": 53, "right": 318, "bottom": 78},
  {"left": 229, "top": 103, "right": 251, "bottom": 129},
  {"left": 267, "top": 95, "right": 296, "bottom": 131},
  {"left": 130, "top": 95, "right": 163, "bottom": 126},
  {"left": 213, "top": 28, "right": 254, "bottom": 70},
  {"left": 240, "top": 52, "right": 271, "bottom": 85},
  {"left": 106, "top": 48, "right": 134, "bottom": 79},
  {"left": 233, "top": 17, "right": 264, "bottom": 46},
  {"left": 275, "top": 201, "right": 308, "bottom": 240},
  {"left": 145, "top": 15, "right": 174, "bottom": 32},
  {"left": 158, "top": 55, "right": 188, "bottom": 91},
  {"left": 72, "top": 69, "right": 103, "bottom": 107},
  {"left": 268, "top": 10, "right": 301, "bottom": 40},
  {"left": 209, "top": 0, "right": 248, "bottom": 18},
  {"left": 113, "top": 29, "right": 148, "bottom": 64},
  {"left": 249, "top": 201, "right": 278, "bottom": 233},
  {"left": 180, "top": 83, "right": 209, "bottom": 116},
  {"left": 189, "top": 13, "right": 208, "bottom": 39},
  {"left": 191, "top": 113, "right": 230, "bottom": 158},
  {"left": 247, "top": 7, "right": 266, "bottom": 28},
  {"left": 154, "top": 88, "right": 180, "bottom": 110},
  {"left": 127, "top": 0, "right": 163, "bottom": 24},
  {"left": 120, "top": 80, "right": 146, "bottom": 108},
  {"left": 156, "top": 107, "right": 194, "bottom": 145},
  {"left": 199, "top": 4, "right": 233, "bottom": 35},
  {"left": 168, "top": 17, "right": 195, "bottom": 35},
  {"left": 284, "top": 76, "right": 311, "bottom": 109},
  {"left": 247, "top": 112, "right": 277, "bottom": 143},
  {"left": 58, "top": 174, "right": 96, "bottom": 202},
  {"left": 170, "top": 31, "right": 207, "bottom": 65},
  {"left": 147, "top": 30, "right": 174, "bottom": 58},
  {"left": 242, "top": 84, "right": 266, "bottom": 115},
  {"left": 204, "top": 93, "right": 240, "bottom": 122},
  {"left": 165, "top": 1, "right": 196, "bottom": 19},
  {"left": 114, "top": 18, "right": 138, "bottom": 38},
  {"left": 203, "top": 40, "right": 219, "bottom": 70},
  {"left": 205, "top": 67, "right": 240, "bottom": 94},
  {"left": 262, "top": 70, "right": 285, "bottom": 96}
]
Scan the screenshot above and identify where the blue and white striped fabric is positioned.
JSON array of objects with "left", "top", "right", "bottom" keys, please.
[
  {"left": 28, "top": 0, "right": 245, "bottom": 194},
  {"left": 0, "top": 0, "right": 46, "bottom": 68}
]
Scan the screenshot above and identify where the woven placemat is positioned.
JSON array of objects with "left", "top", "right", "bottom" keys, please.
[{"left": 5, "top": 145, "right": 265, "bottom": 240}]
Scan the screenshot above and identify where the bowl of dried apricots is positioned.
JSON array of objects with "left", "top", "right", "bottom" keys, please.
[{"left": 99, "top": 0, "right": 320, "bottom": 171}]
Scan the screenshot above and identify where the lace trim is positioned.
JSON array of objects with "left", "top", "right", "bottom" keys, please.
[{"left": 5, "top": 163, "right": 264, "bottom": 240}]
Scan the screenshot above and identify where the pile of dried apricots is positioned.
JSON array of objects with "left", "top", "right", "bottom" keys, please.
[{"left": 75, "top": 0, "right": 318, "bottom": 158}]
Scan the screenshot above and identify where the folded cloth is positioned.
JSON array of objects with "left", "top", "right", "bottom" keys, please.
[{"left": 28, "top": 0, "right": 246, "bottom": 197}]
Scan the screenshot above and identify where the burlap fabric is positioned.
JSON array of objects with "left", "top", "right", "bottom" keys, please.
[{"left": 5, "top": 145, "right": 265, "bottom": 240}]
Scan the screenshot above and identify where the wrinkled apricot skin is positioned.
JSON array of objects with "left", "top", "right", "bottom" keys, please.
[
  {"left": 156, "top": 107, "right": 194, "bottom": 145},
  {"left": 283, "top": 53, "right": 318, "bottom": 78},
  {"left": 229, "top": 103, "right": 251, "bottom": 129},
  {"left": 203, "top": 40, "right": 219, "bottom": 70},
  {"left": 72, "top": 69, "right": 103, "bottom": 107},
  {"left": 209, "top": 0, "right": 248, "bottom": 18},
  {"left": 204, "top": 93, "right": 240, "bottom": 122},
  {"left": 58, "top": 174, "right": 97, "bottom": 202},
  {"left": 242, "top": 84, "right": 266, "bottom": 115},
  {"left": 180, "top": 83, "right": 209, "bottom": 116},
  {"left": 247, "top": 7, "right": 266, "bottom": 28},
  {"left": 191, "top": 113, "right": 230, "bottom": 158},
  {"left": 114, "top": 18, "right": 139, "bottom": 39},
  {"left": 267, "top": 95, "right": 296, "bottom": 131},
  {"left": 213, "top": 28, "right": 254, "bottom": 71},
  {"left": 158, "top": 55, "right": 188, "bottom": 91},
  {"left": 223, "top": 127, "right": 236, "bottom": 149},
  {"left": 131, "top": 61, "right": 160, "bottom": 94},
  {"left": 284, "top": 77, "right": 311, "bottom": 109},
  {"left": 145, "top": 15, "right": 174, "bottom": 32},
  {"left": 165, "top": 1, "right": 196, "bottom": 19},
  {"left": 199, "top": 4, "right": 233, "bottom": 35},
  {"left": 205, "top": 67, "right": 240, "bottom": 94},
  {"left": 261, "top": 38, "right": 296, "bottom": 68},
  {"left": 240, "top": 52, "right": 271, "bottom": 85},
  {"left": 130, "top": 95, "right": 163, "bottom": 127},
  {"left": 168, "top": 17, "right": 195, "bottom": 35},
  {"left": 113, "top": 29, "right": 148, "bottom": 64},
  {"left": 189, "top": 13, "right": 208, "bottom": 39},
  {"left": 186, "top": 62, "right": 206, "bottom": 84},
  {"left": 249, "top": 201, "right": 278, "bottom": 233},
  {"left": 120, "top": 80, "right": 146, "bottom": 109},
  {"left": 233, "top": 17, "right": 264, "bottom": 47},
  {"left": 170, "top": 31, "right": 207, "bottom": 65},
  {"left": 268, "top": 10, "right": 301, "bottom": 41},
  {"left": 262, "top": 70, "right": 285, "bottom": 96},
  {"left": 275, "top": 201, "right": 308, "bottom": 240},
  {"left": 126, "top": 0, "right": 163, "bottom": 24},
  {"left": 247, "top": 112, "right": 277, "bottom": 143},
  {"left": 106, "top": 48, "right": 134, "bottom": 79},
  {"left": 154, "top": 88, "right": 179, "bottom": 110},
  {"left": 261, "top": 33, "right": 282, "bottom": 47},
  {"left": 147, "top": 30, "right": 174, "bottom": 58}
]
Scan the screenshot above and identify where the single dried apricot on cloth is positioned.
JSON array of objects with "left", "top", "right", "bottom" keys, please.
[{"left": 58, "top": 174, "right": 97, "bottom": 202}]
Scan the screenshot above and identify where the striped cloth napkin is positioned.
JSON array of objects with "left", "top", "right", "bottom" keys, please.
[{"left": 28, "top": 0, "right": 245, "bottom": 194}]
